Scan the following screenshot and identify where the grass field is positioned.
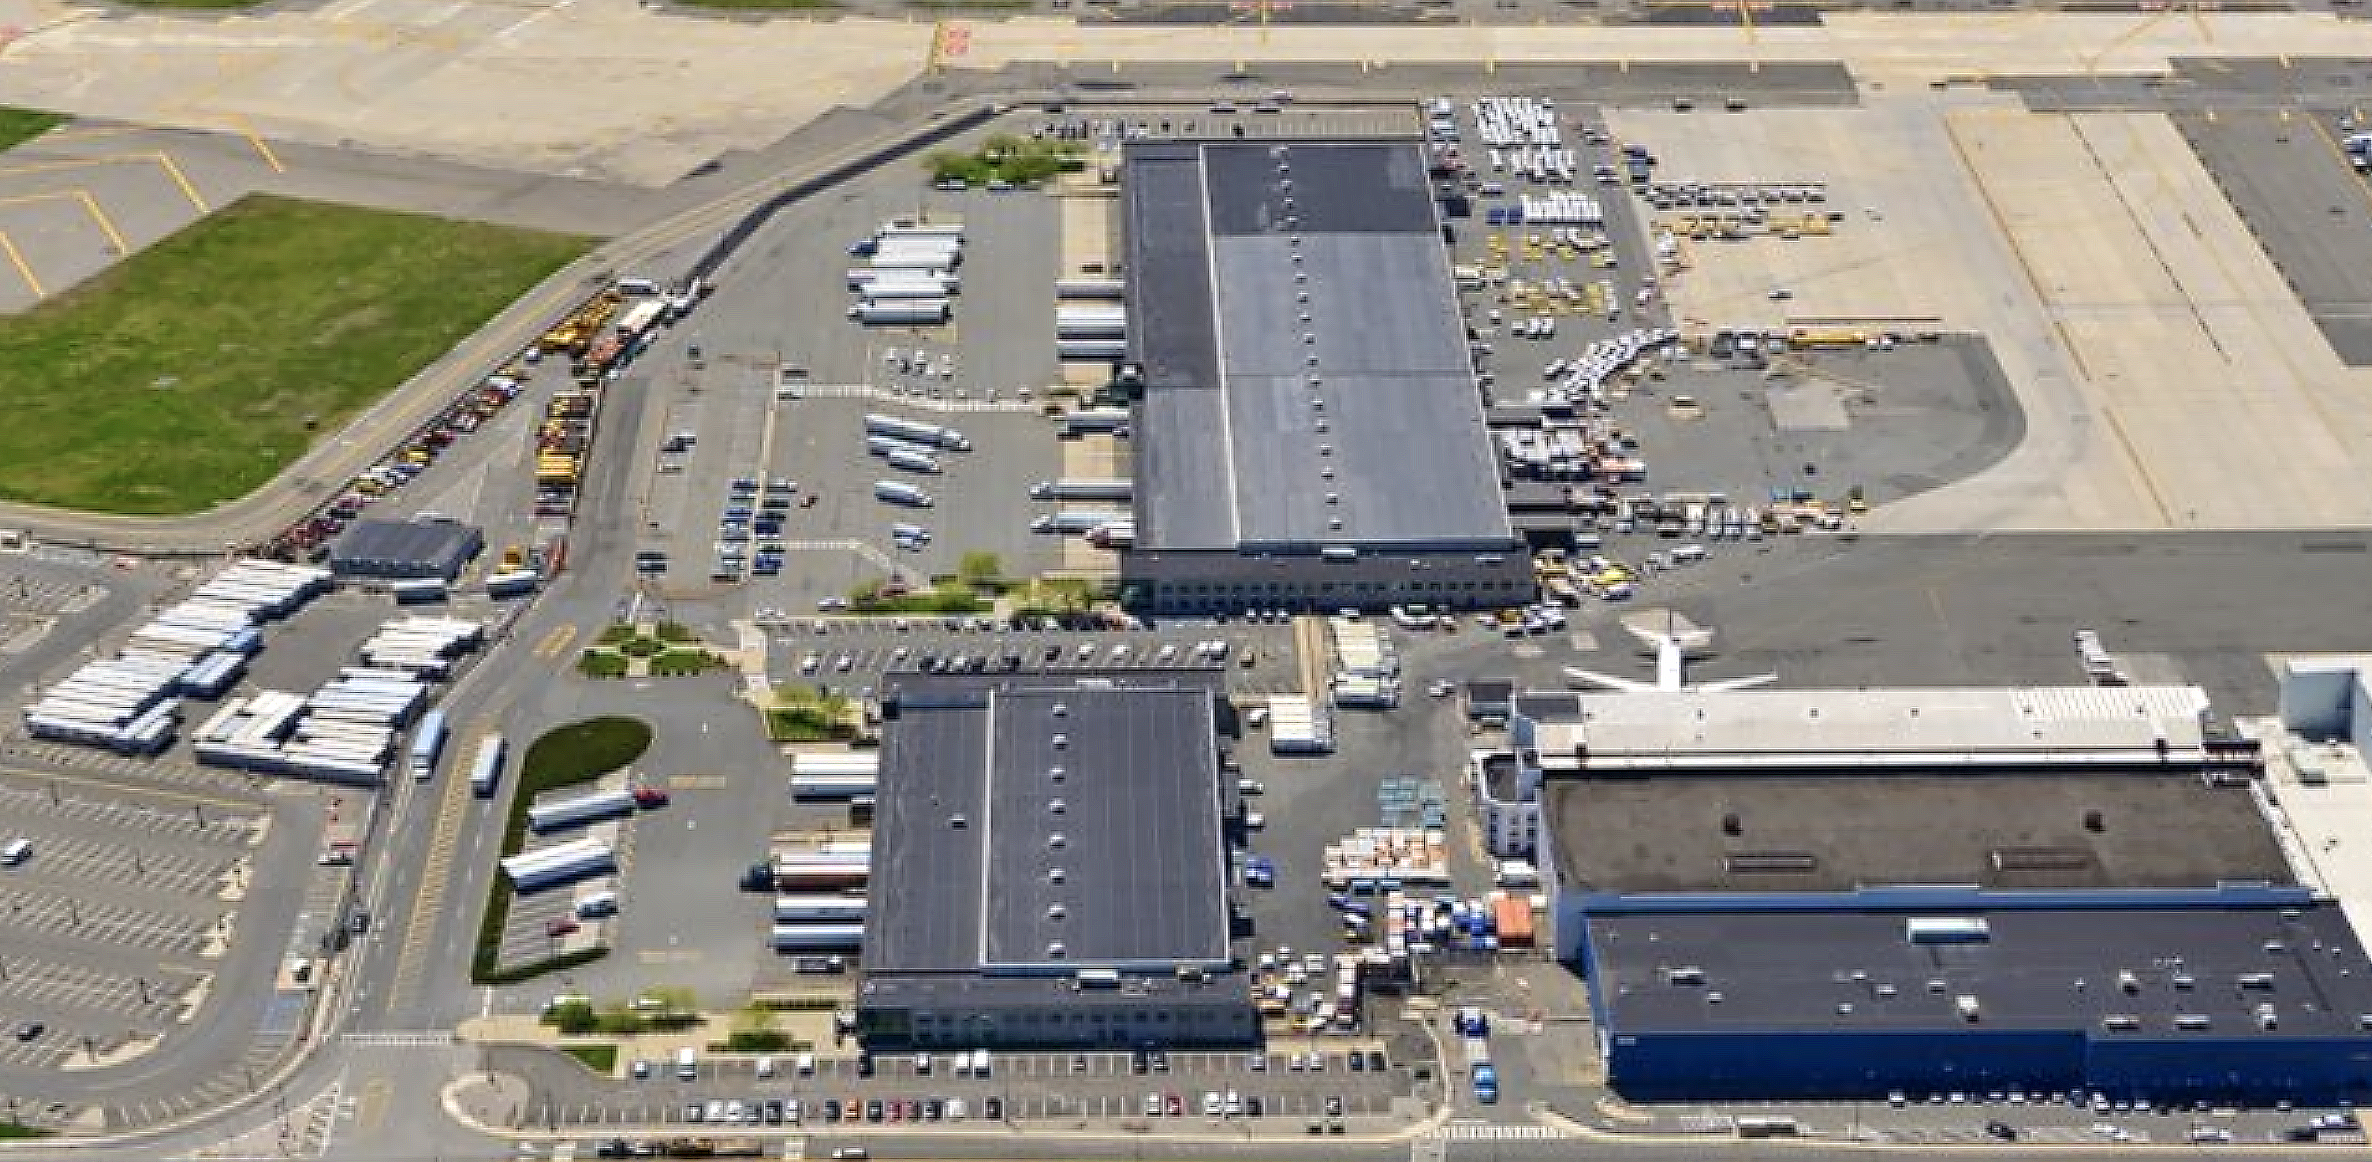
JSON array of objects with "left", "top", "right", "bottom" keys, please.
[
  {"left": 0, "top": 195, "right": 590, "bottom": 515},
  {"left": 0, "top": 108, "right": 65, "bottom": 154}
]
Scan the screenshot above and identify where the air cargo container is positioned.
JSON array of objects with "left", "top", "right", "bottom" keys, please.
[
  {"left": 769, "top": 923, "right": 866, "bottom": 952},
  {"left": 885, "top": 450, "right": 941, "bottom": 475},
  {"left": 469, "top": 734, "right": 507, "bottom": 797},
  {"left": 500, "top": 837, "right": 615, "bottom": 892},
  {"left": 1492, "top": 895, "right": 1534, "bottom": 948},
  {"left": 528, "top": 788, "right": 639, "bottom": 833},
  {"left": 874, "top": 481, "right": 934, "bottom": 508},
  {"left": 848, "top": 300, "right": 951, "bottom": 326},
  {"left": 1028, "top": 479, "right": 1133, "bottom": 501},
  {"left": 863, "top": 415, "right": 971, "bottom": 451},
  {"left": 773, "top": 895, "right": 869, "bottom": 922}
]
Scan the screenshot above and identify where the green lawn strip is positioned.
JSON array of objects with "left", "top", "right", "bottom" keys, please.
[
  {"left": 0, "top": 194, "right": 589, "bottom": 514},
  {"left": 0, "top": 108, "right": 65, "bottom": 153},
  {"left": 469, "top": 718, "right": 653, "bottom": 983},
  {"left": 561, "top": 1043, "right": 619, "bottom": 1074}
]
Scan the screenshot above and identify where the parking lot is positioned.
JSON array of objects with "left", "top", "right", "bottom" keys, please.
[
  {"left": 763, "top": 618, "right": 1304, "bottom": 700},
  {"left": 620, "top": 150, "right": 1079, "bottom": 606},
  {"left": 0, "top": 769, "right": 271, "bottom": 1094},
  {"left": 500, "top": 1043, "right": 1411, "bottom": 1131}
]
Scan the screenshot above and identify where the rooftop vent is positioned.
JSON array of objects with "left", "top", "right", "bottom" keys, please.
[
  {"left": 2084, "top": 810, "right": 2105, "bottom": 833},
  {"left": 1666, "top": 966, "right": 1705, "bottom": 985},
  {"left": 951, "top": 814, "right": 967, "bottom": 829},
  {"left": 1049, "top": 766, "right": 1065, "bottom": 782},
  {"left": 1706, "top": 991, "right": 1723, "bottom": 1004},
  {"left": 1049, "top": 798, "right": 1067, "bottom": 815},
  {"left": 2174, "top": 1014, "right": 2211, "bottom": 1030},
  {"left": 2239, "top": 972, "right": 2276, "bottom": 990},
  {"left": 1047, "top": 904, "right": 1067, "bottom": 920},
  {"left": 1721, "top": 812, "right": 1742, "bottom": 837},
  {"left": 1051, "top": 703, "right": 1069, "bottom": 718},
  {"left": 2172, "top": 973, "right": 2196, "bottom": 990},
  {"left": 1048, "top": 867, "right": 1066, "bottom": 884},
  {"left": 1051, "top": 733, "right": 1069, "bottom": 750},
  {"left": 1955, "top": 995, "right": 1981, "bottom": 1022},
  {"left": 2118, "top": 970, "right": 2141, "bottom": 994},
  {"left": 2102, "top": 1014, "right": 2139, "bottom": 1031},
  {"left": 1048, "top": 942, "right": 1066, "bottom": 958},
  {"left": 1047, "top": 833, "right": 1067, "bottom": 850}
]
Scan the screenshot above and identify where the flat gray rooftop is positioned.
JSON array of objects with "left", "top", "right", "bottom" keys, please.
[
  {"left": 1589, "top": 905, "right": 2372, "bottom": 1038},
  {"left": 864, "top": 671, "right": 1231, "bottom": 976},
  {"left": 1125, "top": 141, "right": 1513, "bottom": 553},
  {"left": 1545, "top": 769, "right": 2292, "bottom": 897}
]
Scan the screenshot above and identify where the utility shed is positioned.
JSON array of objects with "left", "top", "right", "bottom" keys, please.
[
  {"left": 857, "top": 669, "right": 1253, "bottom": 1049},
  {"left": 326, "top": 518, "right": 482, "bottom": 581},
  {"left": 1583, "top": 904, "right": 2372, "bottom": 1104},
  {"left": 1120, "top": 140, "right": 1528, "bottom": 614}
]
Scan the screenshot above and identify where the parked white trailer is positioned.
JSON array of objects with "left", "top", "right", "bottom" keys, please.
[
  {"left": 501, "top": 837, "right": 615, "bottom": 892},
  {"left": 773, "top": 895, "right": 870, "bottom": 922},
  {"left": 527, "top": 788, "right": 640, "bottom": 833},
  {"left": 1054, "top": 278, "right": 1127, "bottom": 300},
  {"left": 864, "top": 415, "right": 971, "bottom": 451},
  {"left": 769, "top": 923, "right": 866, "bottom": 952},
  {"left": 1029, "top": 479, "right": 1133, "bottom": 501},
  {"left": 886, "top": 450, "right": 942, "bottom": 475},
  {"left": 874, "top": 481, "right": 935, "bottom": 508},
  {"left": 849, "top": 299, "right": 952, "bottom": 326}
]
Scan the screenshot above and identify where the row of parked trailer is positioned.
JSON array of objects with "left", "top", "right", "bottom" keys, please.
[
  {"left": 24, "top": 560, "right": 332, "bottom": 755},
  {"left": 788, "top": 751, "right": 878, "bottom": 801},
  {"left": 189, "top": 615, "right": 484, "bottom": 785},
  {"left": 761, "top": 841, "right": 872, "bottom": 953},
  {"left": 1054, "top": 282, "right": 1129, "bottom": 361},
  {"left": 847, "top": 222, "right": 964, "bottom": 327}
]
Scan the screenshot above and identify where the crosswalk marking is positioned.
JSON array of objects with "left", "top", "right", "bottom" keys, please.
[
  {"left": 338, "top": 1031, "right": 454, "bottom": 1048},
  {"left": 1430, "top": 1123, "right": 1567, "bottom": 1141}
]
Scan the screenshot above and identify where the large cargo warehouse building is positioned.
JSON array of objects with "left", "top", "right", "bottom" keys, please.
[
  {"left": 1526, "top": 685, "right": 2372, "bottom": 1103},
  {"left": 855, "top": 670, "right": 1256, "bottom": 1049},
  {"left": 1118, "top": 140, "right": 1530, "bottom": 615}
]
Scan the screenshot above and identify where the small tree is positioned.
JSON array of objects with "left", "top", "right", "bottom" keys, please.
[
  {"left": 957, "top": 551, "right": 1003, "bottom": 588},
  {"left": 547, "top": 1000, "right": 599, "bottom": 1036},
  {"left": 596, "top": 1001, "right": 643, "bottom": 1036}
]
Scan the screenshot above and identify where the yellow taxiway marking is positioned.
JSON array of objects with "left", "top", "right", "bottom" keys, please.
[{"left": 667, "top": 774, "right": 730, "bottom": 790}]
